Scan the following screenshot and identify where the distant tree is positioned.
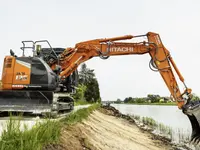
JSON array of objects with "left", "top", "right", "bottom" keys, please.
[
  {"left": 115, "top": 98, "right": 122, "bottom": 104},
  {"left": 84, "top": 77, "right": 101, "bottom": 102},
  {"left": 191, "top": 93, "right": 200, "bottom": 101},
  {"left": 135, "top": 98, "right": 145, "bottom": 103},
  {"left": 74, "top": 63, "right": 101, "bottom": 103},
  {"left": 147, "top": 94, "right": 160, "bottom": 103},
  {"left": 79, "top": 63, "right": 95, "bottom": 85},
  {"left": 159, "top": 98, "right": 164, "bottom": 103},
  {"left": 124, "top": 97, "right": 133, "bottom": 103},
  {"left": 73, "top": 84, "right": 87, "bottom": 101}
]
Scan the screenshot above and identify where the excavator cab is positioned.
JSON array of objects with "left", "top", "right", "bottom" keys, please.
[
  {"left": 0, "top": 40, "right": 77, "bottom": 116},
  {"left": 0, "top": 41, "right": 58, "bottom": 114}
]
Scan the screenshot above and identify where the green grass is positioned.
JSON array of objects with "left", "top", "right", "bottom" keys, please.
[
  {"left": 62, "top": 103, "right": 100, "bottom": 125},
  {"left": 142, "top": 116, "right": 157, "bottom": 127},
  {"left": 132, "top": 115, "right": 140, "bottom": 120},
  {"left": 0, "top": 104, "right": 100, "bottom": 150},
  {"left": 0, "top": 116, "right": 61, "bottom": 150},
  {"left": 132, "top": 115, "right": 173, "bottom": 139},
  {"left": 132, "top": 114, "right": 192, "bottom": 143},
  {"left": 74, "top": 100, "right": 91, "bottom": 106}
]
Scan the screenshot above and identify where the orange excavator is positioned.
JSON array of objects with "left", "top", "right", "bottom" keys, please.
[{"left": 0, "top": 32, "right": 200, "bottom": 142}]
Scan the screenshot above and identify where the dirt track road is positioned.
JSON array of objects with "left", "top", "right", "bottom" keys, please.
[{"left": 60, "top": 110, "right": 172, "bottom": 150}]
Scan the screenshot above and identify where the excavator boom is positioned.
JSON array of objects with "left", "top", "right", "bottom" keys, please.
[
  {"left": 50, "top": 32, "right": 200, "bottom": 142},
  {"left": 57, "top": 32, "right": 190, "bottom": 108}
]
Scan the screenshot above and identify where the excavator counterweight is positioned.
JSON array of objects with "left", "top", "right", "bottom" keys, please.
[{"left": 0, "top": 32, "right": 200, "bottom": 143}]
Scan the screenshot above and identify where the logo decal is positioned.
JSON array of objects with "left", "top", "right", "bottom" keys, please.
[
  {"left": 15, "top": 72, "right": 28, "bottom": 81},
  {"left": 16, "top": 75, "right": 28, "bottom": 81},
  {"left": 110, "top": 47, "right": 134, "bottom": 52}
]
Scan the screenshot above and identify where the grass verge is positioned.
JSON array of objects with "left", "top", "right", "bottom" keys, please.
[
  {"left": 62, "top": 103, "right": 100, "bottom": 125},
  {"left": 0, "top": 117, "right": 61, "bottom": 150},
  {"left": 0, "top": 104, "right": 100, "bottom": 150},
  {"left": 74, "top": 100, "right": 91, "bottom": 106}
]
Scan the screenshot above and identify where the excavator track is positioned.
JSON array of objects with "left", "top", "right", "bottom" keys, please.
[{"left": 0, "top": 90, "right": 74, "bottom": 118}]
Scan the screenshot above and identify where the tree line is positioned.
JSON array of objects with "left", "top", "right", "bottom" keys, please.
[
  {"left": 115, "top": 94, "right": 165, "bottom": 104},
  {"left": 115, "top": 93, "right": 200, "bottom": 104}
]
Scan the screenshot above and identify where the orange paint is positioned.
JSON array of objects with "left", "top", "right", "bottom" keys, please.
[{"left": 1, "top": 32, "right": 191, "bottom": 110}]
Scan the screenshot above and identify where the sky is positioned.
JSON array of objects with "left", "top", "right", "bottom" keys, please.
[{"left": 1, "top": 0, "right": 200, "bottom": 101}]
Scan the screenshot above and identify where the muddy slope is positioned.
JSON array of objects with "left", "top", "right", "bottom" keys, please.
[
  {"left": 79, "top": 110, "right": 172, "bottom": 150},
  {"left": 46, "top": 107, "right": 175, "bottom": 150}
]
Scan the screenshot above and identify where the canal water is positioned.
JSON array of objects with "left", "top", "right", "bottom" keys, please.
[{"left": 111, "top": 104, "right": 192, "bottom": 144}]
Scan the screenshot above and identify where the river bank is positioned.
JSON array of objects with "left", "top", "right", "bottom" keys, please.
[
  {"left": 49, "top": 106, "right": 170, "bottom": 150},
  {"left": 101, "top": 106, "right": 195, "bottom": 150},
  {"left": 1, "top": 104, "right": 194, "bottom": 150},
  {"left": 46, "top": 105, "right": 195, "bottom": 150}
]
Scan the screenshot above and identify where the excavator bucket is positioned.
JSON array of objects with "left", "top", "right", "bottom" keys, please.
[
  {"left": 183, "top": 101, "right": 200, "bottom": 144},
  {"left": 0, "top": 90, "right": 53, "bottom": 115}
]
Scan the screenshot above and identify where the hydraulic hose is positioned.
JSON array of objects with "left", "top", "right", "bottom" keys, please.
[
  {"left": 148, "top": 42, "right": 170, "bottom": 72},
  {"left": 149, "top": 58, "right": 170, "bottom": 72},
  {"left": 98, "top": 41, "right": 113, "bottom": 59}
]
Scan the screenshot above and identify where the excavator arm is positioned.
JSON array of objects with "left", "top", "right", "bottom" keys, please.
[
  {"left": 55, "top": 32, "right": 191, "bottom": 109},
  {"left": 50, "top": 32, "right": 200, "bottom": 142}
]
